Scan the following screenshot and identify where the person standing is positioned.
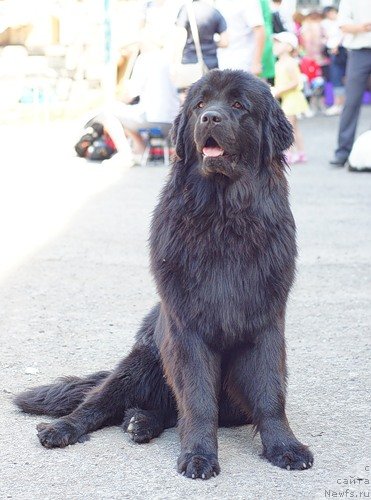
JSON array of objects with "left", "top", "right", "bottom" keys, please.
[
  {"left": 260, "top": 0, "right": 275, "bottom": 83},
  {"left": 272, "top": 32, "right": 309, "bottom": 164},
  {"left": 329, "top": 0, "right": 371, "bottom": 167},
  {"left": 270, "top": 0, "right": 286, "bottom": 34},
  {"left": 176, "top": 0, "right": 228, "bottom": 70},
  {"left": 321, "top": 6, "right": 347, "bottom": 116},
  {"left": 215, "top": 0, "right": 265, "bottom": 75}
]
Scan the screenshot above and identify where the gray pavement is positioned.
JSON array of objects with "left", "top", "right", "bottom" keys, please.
[{"left": 0, "top": 107, "right": 370, "bottom": 500}]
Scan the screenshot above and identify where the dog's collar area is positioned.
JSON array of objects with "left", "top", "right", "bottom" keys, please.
[{"left": 202, "top": 137, "right": 225, "bottom": 158}]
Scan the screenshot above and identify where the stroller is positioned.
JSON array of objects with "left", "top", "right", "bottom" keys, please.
[{"left": 300, "top": 57, "right": 325, "bottom": 115}]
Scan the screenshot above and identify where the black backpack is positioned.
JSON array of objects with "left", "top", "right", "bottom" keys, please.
[{"left": 74, "top": 122, "right": 116, "bottom": 161}]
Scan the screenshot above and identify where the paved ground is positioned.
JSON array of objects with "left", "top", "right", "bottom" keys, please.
[{"left": 0, "top": 107, "right": 370, "bottom": 500}]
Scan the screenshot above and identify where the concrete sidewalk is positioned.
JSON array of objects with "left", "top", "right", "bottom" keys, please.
[{"left": 0, "top": 108, "right": 370, "bottom": 500}]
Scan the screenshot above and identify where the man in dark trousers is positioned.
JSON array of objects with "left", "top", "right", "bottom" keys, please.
[{"left": 330, "top": 0, "right": 371, "bottom": 168}]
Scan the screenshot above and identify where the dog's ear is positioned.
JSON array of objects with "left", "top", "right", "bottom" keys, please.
[
  {"left": 171, "top": 108, "right": 187, "bottom": 161},
  {"left": 263, "top": 98, "right": 294, "bottom": 163},
  {"left": 271, "top": 99, "right": 294, "bottom": 154}
]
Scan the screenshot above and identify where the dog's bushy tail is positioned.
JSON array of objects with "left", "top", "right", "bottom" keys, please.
[{"left": 14, "top": 370, "right": 111, "bottom": 417}]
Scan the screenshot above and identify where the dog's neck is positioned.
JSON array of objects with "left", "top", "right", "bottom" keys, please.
[{"left": 171, "top": 159, "right": 288, "bottom": 221}]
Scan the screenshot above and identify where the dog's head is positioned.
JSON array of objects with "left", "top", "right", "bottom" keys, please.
[{"left": 172, "top": 70, "right": 293, "bottom": 180}]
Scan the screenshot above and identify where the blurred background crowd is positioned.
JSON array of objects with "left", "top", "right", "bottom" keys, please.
[{"left": 0, "top": 0, "right": 370, "bottom": 168}]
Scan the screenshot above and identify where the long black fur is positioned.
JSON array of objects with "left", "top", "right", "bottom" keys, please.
[
  {"left": 14, "top": 371, "right": 110, "bottom": 418},
  {"left": 15, "top": 70, "right": 313, "bottom": 479}
]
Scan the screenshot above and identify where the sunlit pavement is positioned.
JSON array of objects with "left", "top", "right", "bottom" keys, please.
[
  {"left": 0, "top": 107, "right": 370, "bottom": 499},
  {"left": 0, "top": 121, "right": 128, "bottom": 280}
]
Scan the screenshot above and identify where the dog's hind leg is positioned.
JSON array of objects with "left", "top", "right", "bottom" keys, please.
[
  {"left": 35, "top": 304, "right": 177, "bottom": 449},
  {"left": 36, "top": 341, "right": 176, "bottom": 448},
  {"left": 122, "top": 408, "right": 177, "bottom": 444}
]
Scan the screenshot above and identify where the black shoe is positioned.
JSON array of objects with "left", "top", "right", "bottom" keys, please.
[
  {"left": 348, "top": 164, "right": 371, "bottom": 173},
  {"left": 329, "top": 155, "right": 348, "bottom": 166}
]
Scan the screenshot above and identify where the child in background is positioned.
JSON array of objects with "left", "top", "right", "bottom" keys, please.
[
  {"left": 321, "top": 6, "right": 346, "bottom": 116},
  {"left": 272, "top": 31, "right": 308, "bottom": 164}
]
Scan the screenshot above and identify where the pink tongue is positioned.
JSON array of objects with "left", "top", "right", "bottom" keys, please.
[{"left": 202, "top": 146, "right": 224, "bottom": 157}]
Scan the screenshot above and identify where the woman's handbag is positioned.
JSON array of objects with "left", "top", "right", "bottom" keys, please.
[
  {"left": 171, "top": 0, "right": 209, "bottom": 89},
  {"left": 172, "top": 62, "right": 206, "bottom": 90}
]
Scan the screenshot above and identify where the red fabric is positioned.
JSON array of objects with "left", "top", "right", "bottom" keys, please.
[
  {"left": 104, "top": 132, "right": 116, "bottom": 151},
  {"left": 299, "top": 57, "right": 322, "bottom": 82}
]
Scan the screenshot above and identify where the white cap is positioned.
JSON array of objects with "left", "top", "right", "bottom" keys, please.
[{"left": 273, "top": 31, "right": 299, "bottom": 50}]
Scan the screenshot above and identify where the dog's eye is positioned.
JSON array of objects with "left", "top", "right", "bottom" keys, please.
[
  {"left": 232, "top": 101, "right": 243, "bottom": 109},
  {"left": 196, "top": 101, "right": 205, "bottom": 109}
]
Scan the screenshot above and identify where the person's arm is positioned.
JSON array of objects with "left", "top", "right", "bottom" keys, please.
[
  {"left": 244, "top": 0, "right": 265, "bottom": 76},
  {"left": 119, "top": 54, "right": 147, "bottom": 103},
  {"left": 251, "top": 25, "right": 265, "bottom": 76},
  {"left": 176, "top": 5, "right": 188, "bottom": 29},
  {"left": 338, "top": 0, "right": 371, "bottom": 35},
  {"left": 215, "top": 10, "right": 228, "bottom": 48},
  {"left": 217, "top": 31, "right": 229, "bottom": 48},
  {"left": 340, "top": 23, "right": 371, "bottom": 34}
]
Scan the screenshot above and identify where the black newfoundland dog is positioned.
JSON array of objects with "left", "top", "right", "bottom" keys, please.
[{"left": 15, "top": 70, "right": 313, "bottom": 479}]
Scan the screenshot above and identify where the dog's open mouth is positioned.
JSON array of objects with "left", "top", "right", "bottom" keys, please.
[{"left": 202, "top": 137, "right": 225, "bottom": 158}]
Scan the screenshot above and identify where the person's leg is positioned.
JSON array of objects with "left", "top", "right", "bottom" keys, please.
[
  {"left": 83, "top": 104, "right": 150, "bottom": 161},
  {"left": 100, "top": 114, "right": 133, "bottom": 157},
  {"left": 326, "top": 56, "right": 345, "bottom": 114},
  {"left": 335, "top": 48, "right": 347, "bottom": 109},
  {"left": 333, "top": 87, "right": 345, "bottom": 109},
  {"left": 286, "top": 115, "right": 306, "bottom": 163},
  {"left": 334, "top": 49, "right": 371, "bottom": 162},
  {"left": 286, "top": 115, "right": 297, "bottom": 153},
  {"left": 99, "top": 104, "right": 148, "bottom": 163},
  {"left": 114, "top": 103, "right": 150, "bottom": 152},
  {"left": 84, "top": 109, "right": 131, "bottom": 157},
  {"left": 107, "top": 103, "right": 146, "bottom": 160},
  {"left": 293, "top": 117, "right": 305, "bottom": 153},
  {"left": 124, "top": 129, "right": 146, "bottom": 154}
]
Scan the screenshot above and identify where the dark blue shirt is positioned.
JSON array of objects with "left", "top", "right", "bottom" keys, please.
[{"left": 177, "top": 1, "right": 227, "bottom": 69}]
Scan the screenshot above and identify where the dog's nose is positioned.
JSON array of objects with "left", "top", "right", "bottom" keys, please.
[{"left": 201, "top": 111, "right": 222, "bottom": 124}]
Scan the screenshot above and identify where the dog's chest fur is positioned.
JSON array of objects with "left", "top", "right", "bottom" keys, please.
[{"left": 150, "top": 173, "right": 296, "bottom": 344}]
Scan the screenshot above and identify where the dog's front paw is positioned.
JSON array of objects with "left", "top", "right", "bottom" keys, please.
[
  {"left": 177, "top": 452, "right": 220, "bottom": 479},
  {"left": 263, "top": 441, "right": 313, "bottom": 470},
  {"left": 36, "top": 420, "right": 80, "bottom": 449}
]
